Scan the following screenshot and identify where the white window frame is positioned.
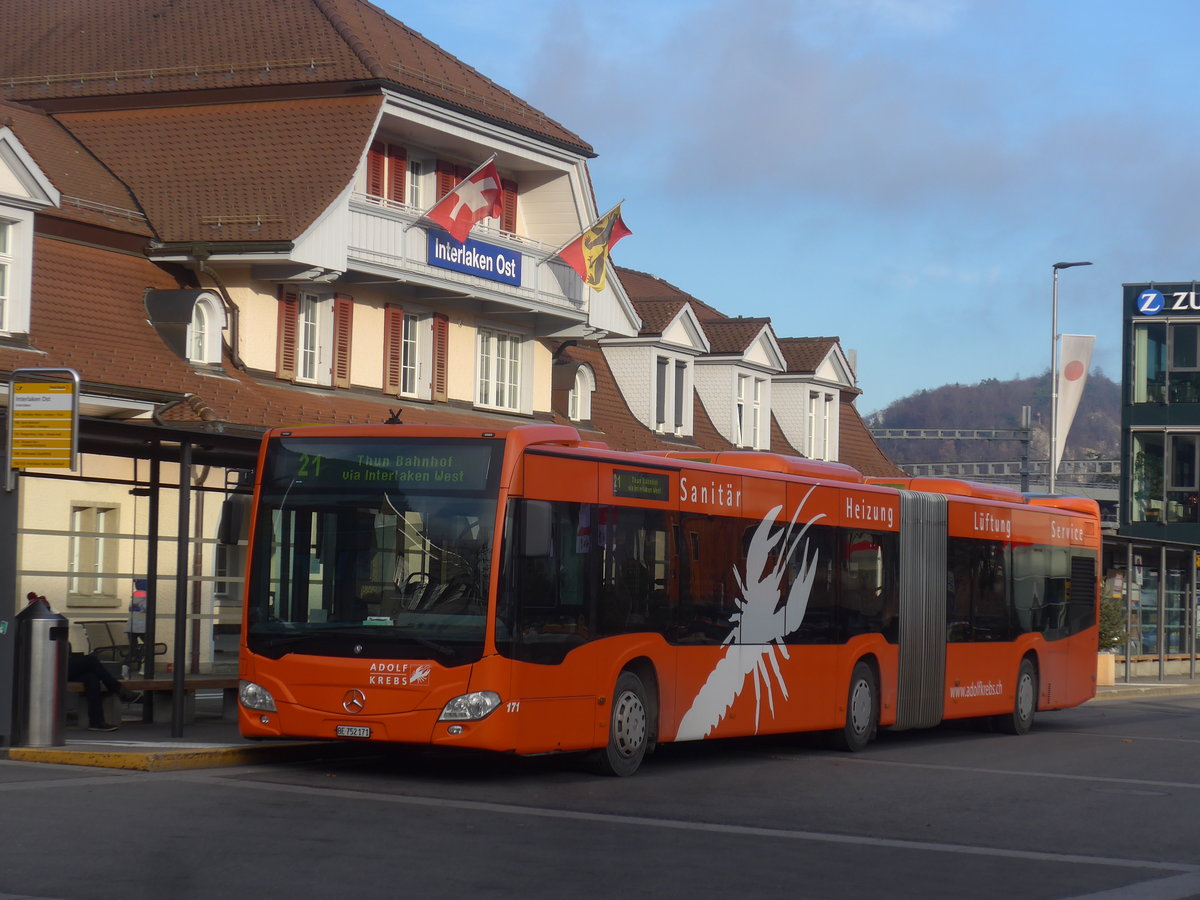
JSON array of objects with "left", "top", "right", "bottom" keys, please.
[
  {"left": 401, "top": 311, "right": 421, "bottom": 396},
  {"left": 752, "top": 377, "right": 763, "bottom": 449},
  {"left": 653, "top": 353, "right": 693, "bottom": 437},
  {"left": 0, "top": 210, "right": 32, "bottom": 335},
  {"left": 735, "top": 374, "right": 767, "bottom": 449},
  {"left": 477, "top": 326, "right": 524, "bottom": 412},
  {"left": 0, "top": 219, "right": 10, "bottom": 332},
  {"left": 568, "top": 365, "right": 596, "bottom": 421},
  {"left": 805, "top": 389, "right": 836, "bottom": 460},
  {"left": 736, "top": 375, "right": 748, "bottom": 446},
  {"left": 187, "top": 291, "right": 226, "bottom": 365},
  {"left": 408, "top": 157, "right": 428, "bottom": 211},
  {"left": 807, "top": 391, "right": 822, "bottom": 458},
  {"left": 68, "top": 504, "right": 119, "bottom": 602},
  {"left": 295, "top": 290, "right": 334, "bottom": 386}
]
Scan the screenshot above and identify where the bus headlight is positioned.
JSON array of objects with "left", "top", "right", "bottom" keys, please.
[
  {"left": 239, "top": 679, "right": 277, "bottom": 712},
  {"left": 438, "top": 691, "right": 501, "bottom": 721}
]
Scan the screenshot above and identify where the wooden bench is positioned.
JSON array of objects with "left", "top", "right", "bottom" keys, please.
[{"left": 68, "top": 676, "right": 239, "bottom": 727}]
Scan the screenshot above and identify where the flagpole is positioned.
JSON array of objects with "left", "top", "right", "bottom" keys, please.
[
  {"left": 402, "top": 153, "right": 497, "bottom": 233},
  {"left": 538, "top": 200, "right": 625, "bottom": 266}
]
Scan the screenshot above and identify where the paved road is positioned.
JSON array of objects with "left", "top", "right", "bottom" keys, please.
[{"left": 1, "top": 694, "right": 1199, "bottom": 899}]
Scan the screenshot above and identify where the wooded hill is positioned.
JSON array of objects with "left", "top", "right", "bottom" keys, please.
[{"left": 865, "top": 371, "right": 1120, "bottom": 469}]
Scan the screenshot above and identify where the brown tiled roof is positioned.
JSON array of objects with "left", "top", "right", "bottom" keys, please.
[
  {"left": 778, "top": 336, "right": 838, "bottom": 375},
  {"left": 618, "top": 267, "right": 728, "bottom": 322},
  {"left": 320, "top": 0, "right": 588, "bottom": 151},
  {"left": 701, "top": 318, "right": 772, "bottom": 355},
  {"left": 1, "top": 101, "right": 152, "bottom": 237},
  {"left": 544, "top": 341, "right": 661, "bottom": 452},
  {"left": 0, "top": 236, "right": 205, "bottom": 393},
  {"left": 0, "top": 0, "right": 590, "bottom": 153},
  {"left": 55, "top": 96, "right": 382, "bottom": 242},
  {"left": 631, "top": 299, "right": 687, "bottom": 337},
  {"left": 838, "top": 397, "right": 905, "bottom": 477},
  {"left": 768, "top": 415, "right": 802, "bottom": 457}
]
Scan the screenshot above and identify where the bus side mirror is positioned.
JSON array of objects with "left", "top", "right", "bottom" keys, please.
[
  {"left": 218, "top": 496, "right": 251, "bottom": 546},
  {"left": 519, "top": 500, "right": 552, "bottom": 558}
]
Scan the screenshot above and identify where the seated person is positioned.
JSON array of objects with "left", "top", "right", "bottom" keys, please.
[
  {"left": 27, "top": 592, "right": 141, "bottom": 732},
  {"left": 68, "top": 650, "right": 141, "bottom": 732}
]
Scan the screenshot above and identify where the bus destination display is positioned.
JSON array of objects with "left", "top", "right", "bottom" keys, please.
[
  {"left": 612, "top": 468, "right": 670, "bottom": 501},
  {"left": 274, "top": 439, "right": 500, "bottom": 491}
]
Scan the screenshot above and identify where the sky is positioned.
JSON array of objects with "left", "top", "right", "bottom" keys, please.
[{"left": 379, "top": 0, "right": 1200, "bottom": 415}]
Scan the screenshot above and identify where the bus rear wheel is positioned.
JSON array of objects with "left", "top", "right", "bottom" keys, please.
[
  {"left": 996, "top": 658, "right": 1037, "bottom": 735},
  {"left": 830, "top": 660, "right": 877, "bottom": 752},
  {"left": 590, "top": 671, "right": 649, "bottom": 777}
]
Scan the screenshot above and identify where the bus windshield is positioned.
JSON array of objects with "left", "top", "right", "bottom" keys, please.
[{"left": 245, "top": 436, "right": 503, "bottom": 665}]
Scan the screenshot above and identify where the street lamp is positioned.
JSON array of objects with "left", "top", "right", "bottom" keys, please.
[{"left": 1049, "top": 260, "right": 1092, "bottom": 494}]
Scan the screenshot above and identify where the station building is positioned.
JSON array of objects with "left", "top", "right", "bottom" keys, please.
[{"left": 0, "top": 0, "right": 900, "bottom": 683}]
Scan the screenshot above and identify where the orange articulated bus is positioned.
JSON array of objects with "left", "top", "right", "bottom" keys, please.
[{"left": 238, "top": 423, "right": 1101, "bottom": 775}]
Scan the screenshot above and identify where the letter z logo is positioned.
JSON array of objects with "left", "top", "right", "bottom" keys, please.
[{"left": 1138, "top": 290, "right": 1164, "bottom": 315}]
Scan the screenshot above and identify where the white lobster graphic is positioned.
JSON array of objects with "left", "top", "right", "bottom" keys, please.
[{"left": 675, "top": 487, "right": 824, "bottom": 741}]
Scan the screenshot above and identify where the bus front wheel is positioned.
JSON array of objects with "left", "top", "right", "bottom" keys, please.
[
  {"left": 996, "top": 658, "right": 1037, "bottom": 735},
  {"left": 830, "top": 660, "right": 877, "bottom": 752},
  {"left": 590, "top": 671, "right": 649, "bottom": 776}
]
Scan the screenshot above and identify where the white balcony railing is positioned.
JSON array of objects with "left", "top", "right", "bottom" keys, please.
[{"left": 348, "top": 194, "right": 585, "bottom": 315}]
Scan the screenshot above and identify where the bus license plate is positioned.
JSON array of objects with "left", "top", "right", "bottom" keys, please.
[{"left": 336, "top": 725, "right": 371, "bottom": 739}]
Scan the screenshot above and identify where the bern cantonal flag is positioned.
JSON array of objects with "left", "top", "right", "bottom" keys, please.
[
  {"left": 425, "top": 161, "right": 504, "bottom": 243},
  {"left": 557, "top": 205, "right": 632, "bottom": 291}
]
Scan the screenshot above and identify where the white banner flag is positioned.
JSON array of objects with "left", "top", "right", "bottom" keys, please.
[{"left": 1054, "top": 334, "right": 1094, "bottom": 472}]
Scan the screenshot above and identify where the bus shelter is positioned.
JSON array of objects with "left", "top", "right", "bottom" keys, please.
[{"left": 1, "top": 412, "right": 261, "bottom": 738}]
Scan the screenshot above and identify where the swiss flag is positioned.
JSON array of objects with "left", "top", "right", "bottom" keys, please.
[{"left": 425, "top": 160, "right": 504, "bottom": 243}]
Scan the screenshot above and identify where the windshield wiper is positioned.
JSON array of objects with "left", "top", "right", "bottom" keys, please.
[
  {"left": 252, "top": 625, "right": 456, "bottom": 662},
  {"left": 331, "top": 625, "right": 457, "bottom": 661}
]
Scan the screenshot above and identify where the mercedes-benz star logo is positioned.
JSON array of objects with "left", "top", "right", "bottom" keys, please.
[{"left": 342, "top": 689, "right": 366, "bottom": 714}]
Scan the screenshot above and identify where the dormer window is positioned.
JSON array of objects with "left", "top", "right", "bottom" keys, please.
[
  {"left": 807, "top": 390, "right": 835, "bottom": 459},
  {"left": 0, "top": 127, "right": 59, "bottom": 337},
  {"left": 0, "top": 220, "right": 10, "bottom": 331},
  {"left": 654, "top": 355, "right": 691, "bottom": 436},
  {"left": 568, "top": 365, "right": 595, "bottom": 421},
  {"left": 188, "top": 292, "right": 226, "bottom": 365},
  {"left": 736, "top": 374, "right": 767, "bottom": 449}
]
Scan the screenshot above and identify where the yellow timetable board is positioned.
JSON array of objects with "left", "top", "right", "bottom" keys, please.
[{"left": 10, "top": 381, "right": 77, "bottom": 468}]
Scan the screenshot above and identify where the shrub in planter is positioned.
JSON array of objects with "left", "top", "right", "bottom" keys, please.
[{"left": 1098, "top": 597, "right": 1130, "bottom": 652}]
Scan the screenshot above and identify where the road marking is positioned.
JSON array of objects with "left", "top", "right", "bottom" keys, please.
[
  {"left": 841, "top": 756, "right": 1200, "bottom": 792},
  {"left": 1066, "top": 872, "right": 1200, "bottom": 900},
  {"left": 184, "top": 774, "right": 1199, "bottom": 877}
]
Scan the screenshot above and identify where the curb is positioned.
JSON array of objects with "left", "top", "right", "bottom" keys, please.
[
  {"left": 2, "top": 740, "right": 370, "bottom": 772},
  {"left": 1090, "top": 684, "right": 1200, "bottom": 702}
]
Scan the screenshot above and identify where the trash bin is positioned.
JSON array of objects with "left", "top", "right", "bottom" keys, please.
[{"left": 14, "top": 598, "right": 68, "bottom": 747}]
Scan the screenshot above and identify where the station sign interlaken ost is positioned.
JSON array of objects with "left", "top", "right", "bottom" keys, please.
[{"left": 7, "top": 369, "right": 80, "bottom": 472}]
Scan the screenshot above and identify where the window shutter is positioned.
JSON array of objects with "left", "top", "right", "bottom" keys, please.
[
  {"left": 383, "top": 304, "right": 404, "bottom": 394},
  {"left": 435, "top": 160, "right": 456, "bottom": 199},
  {"left": 432, "top": 313, "right": 449, "bottom": 401},
  {"left": 367, "top": 141, "right": 386, "bottom": 199},
  {"left": 501, "top": 179, "right": 518, "bottom": 233},
  {"left": 387, "top": 144, "right": 407, "bottom": 204},
  {"left": 276, "top": 285, "right": 298, "bottom": 382},
  {"left": 333, "top": 294, "right": 354, "bottom": 389}
]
